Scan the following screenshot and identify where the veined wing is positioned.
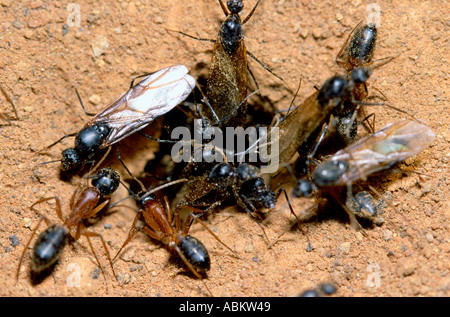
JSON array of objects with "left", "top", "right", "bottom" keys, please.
[
  {"left": 329, "top": 120, "right": 436, "bottom": 185},
  {"left": 90, "top": 65, "right": 196, "bottom": 146}
]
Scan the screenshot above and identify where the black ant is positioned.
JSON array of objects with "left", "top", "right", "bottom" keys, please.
[
  {"left": 333, "top": 21, "right": 398, "bottom": 143},
  {"left": 40, "top": 65, "right": 195, "bottom": 174},
  {"left": 272, "top": 67, "right": 373, "bottom": 166},
  {"left": 174, "top": 0, "right": 288, "bottom": 127},
  {"left": 173, "top": 162, "right": 280, "bottom": 245},
  {"left": 290, "top": 120, "right": 436, "bottom": 228},
  {"left": 112, "top": 178, "right": 236, "bottom": 296},
  {"left": 16, "top": 167, "right": 120, "bottom": 283}
]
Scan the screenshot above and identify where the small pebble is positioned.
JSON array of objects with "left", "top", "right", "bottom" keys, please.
[
  {"left": 382, "top": 229, "right": 393, "bottom": 241},
  {"left": 9, "top": 235, "right": 20, "bottom": 248},
  {"left": 89, "top": 94, "right": 102, "bottom": 105}
]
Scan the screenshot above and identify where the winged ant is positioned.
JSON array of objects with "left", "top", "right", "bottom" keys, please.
[
  {"left": 39, "top": 65, "right": 196, "bottom": 175},
  {"left": 173, "top": 0, "right": 288, "bottom": 128},
  {"left": 290, "top": 120, "right": 436, "bottom": 228}
]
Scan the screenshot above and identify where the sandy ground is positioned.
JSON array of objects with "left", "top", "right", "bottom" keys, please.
[{"left": 0, "top": 0, "right": 448, "bottom": 298}]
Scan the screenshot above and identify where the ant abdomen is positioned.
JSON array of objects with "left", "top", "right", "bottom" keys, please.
[
  {"left": 348, "top": 24, "right": 377, "bottom": 67},
  {"left": 32, "top": 224, "right": 69, "bottom": 273},
  {"left": 177, "top": 235, "right": 211, "bottom": 274}
]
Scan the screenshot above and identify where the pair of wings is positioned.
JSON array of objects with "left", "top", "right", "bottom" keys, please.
[
  {"left": 89, "top": 65, "right": 196, "bottom": 146},
  {"left": 322, "top": 120, "right": 436, "bottom": 185}
]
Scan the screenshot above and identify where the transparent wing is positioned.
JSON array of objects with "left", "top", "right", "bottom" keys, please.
[
  {"left": 90, "top": 65, "right": 196, "bottom": 146},
  {"left": 329, "top": 120, "right": 436, "bottom": 184}
]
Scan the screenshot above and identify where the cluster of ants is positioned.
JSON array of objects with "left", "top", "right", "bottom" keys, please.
[{"left": 12, "top": 0, "right": 435, "bottom": 296}]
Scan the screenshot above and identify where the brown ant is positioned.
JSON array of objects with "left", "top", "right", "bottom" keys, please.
[
  {"left": 113, "top": 178, "right": 236, "bottom": 296},
  {"left": 16, "top": 167, "right": 120, "bottom": 283}
]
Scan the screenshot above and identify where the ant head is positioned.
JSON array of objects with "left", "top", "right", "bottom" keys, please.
[
  {"left": 90, "top": 167, "right": 120, "bottom": 197},
  {"left": 292, "top": 179, "right": 315, "bottom": 198},
  {"left": 208, "top": 162, "right": 235, "bottom": 183},
  {"left": 61, "top": 147, "right": 82, "bottom": 172},
  {"left": 317, "top": 76, "right": 348, "bottom": 107},
  {"left": 351, "top": 67, "right": 372, "bottom": 84},
  {"left": 74, "top": 123, "right": 110, "bottom": 157},
  {"left": 178, "top": 235, "right": 211, "bottom": 274},
  {"left": 227, "top": 0, "right": 244, "bottom": 14},
  {"left": 312, "top": 160, "right": 349, "bottom": 188}
]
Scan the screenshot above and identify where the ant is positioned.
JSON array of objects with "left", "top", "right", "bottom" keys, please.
[
  {"left": 113, "top": 178, "right": 236, "bottom": 296},
  {"left": 40, "top": 65, "right": 195, "bottom": 174},
  {"left": 272, "top": 67, "right": 373, "bottom": 166},
  {"left": 290, "top": 120, "right": 436, "bottom": 229},
  {"left": 1, "top": 85, "right": 20, "bottom": 125},
  {"left": 173, "top": 162, "right": 280, "bottom": 244},
  {"left": 175, "top": 0, "right": 287, "bottom": 127},
  {"left": 16, "top": 167, "right": 120, "bottom": 283},
  {"left": 333, "top": 21, "right": 398, "bottom": 142}
]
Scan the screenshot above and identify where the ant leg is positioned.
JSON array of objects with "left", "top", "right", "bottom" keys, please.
[
  {"left": 247, "top": 65, "right": 261, "bottom": 97},
  {"left": 242, "top": 0, "right": 262, "bottom": 24},
  {"left": 233, "top": 191, "right": 271, "bottom": 245},
  {"left": 74, "top": 88, "right": 96, "bottom": 116},
  {"left": 30, "top": 196, "right": 64, "bottom": 223},
  {"left": 166, "top": 28, "right": 215, "bottom": 43},
  {"left": 38, "top": 133, "right": 78, "bottom": 154},
  {"left": 116, "top": 146, "right": 146, "bottom": 192},
  {"left": 80, "top": 229, "right": 114, "bottom": 282},
  {"left": 284, "top": 76, "right": 303, "bottom": 117},
  {"left": 246, "top": 50, "right": 292, "bottom": 93},
  {"left": 163, "top": 196, "right": 178, "bottom": 230},
  {"left": 129, "top": 72, "right": 156, "bottom": 89},
  {"left": 83, "top": 199, "right": 111, "bottom": 220},
  {"left": 113, "top": 210, "right": 143, "bottom": 261},
  {"left": 218, "top": 0, "right": 229, "bottom": 16},
  {"left": 334, "top": 21, "right": 363, "bottom": 67},
  {"left": 15, "top": 215, "right": 52, "bottom": 281},
  {"left": 270, "top": 189, "right": 311, "bottom": 248},
  {"left": 309, "top": 122, "right": 329, "bottom": 160},
  {"left": 178, "top": 206, "right": 236, "bottom": 255}
]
